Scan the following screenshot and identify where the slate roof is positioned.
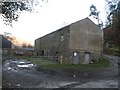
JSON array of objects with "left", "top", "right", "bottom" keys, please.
[{"left": 0, "top": 35, "right": 11, "bottom": 49}]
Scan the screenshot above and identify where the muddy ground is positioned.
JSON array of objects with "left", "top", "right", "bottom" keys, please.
[{"left": 2, "top": 55, "right": 119, "bottom": 89}]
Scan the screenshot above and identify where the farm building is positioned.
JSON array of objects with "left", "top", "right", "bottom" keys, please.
[
  {"left": 14, "top": 47, "right": 34, "bottom": 56},
  {"left": 35, "top": 18, "right": 103, "bottom": 64},
  {"left": 0, "top": 35, "right": 11, "bottom": 49},
  {"left": 0, "top": 35, "right": 12, "bottom": 55}
]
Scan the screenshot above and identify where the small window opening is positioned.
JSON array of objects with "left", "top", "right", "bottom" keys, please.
[{"left": 60, "top": 34, "right": 64, "bottom": 41}]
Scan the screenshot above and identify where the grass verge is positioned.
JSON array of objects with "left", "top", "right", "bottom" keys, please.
[
  {"left": 26, "top": 57, "right": 111, "bottom": 70},
  {"left": 104, "top": 45, "right": 120, "bottom": 56}
]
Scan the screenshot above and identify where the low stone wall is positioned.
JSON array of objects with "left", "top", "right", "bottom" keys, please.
[
  {"left": 34, "top": 50, "right": 102, "bottom": 64},
  {"left": 67, "top": 49, "right": 102, "bottom": 64}
]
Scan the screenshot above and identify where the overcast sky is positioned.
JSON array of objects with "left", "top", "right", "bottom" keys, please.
[{"left": 0, "top": 0, "right": 106, "bottom": 45}]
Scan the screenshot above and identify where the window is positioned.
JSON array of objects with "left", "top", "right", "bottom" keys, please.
[
  {"left": 60, "top": 34, "right": 64, "bottom": 41},
  {"left": 56, "top": 51, "right": 58, "bottom": 54}
]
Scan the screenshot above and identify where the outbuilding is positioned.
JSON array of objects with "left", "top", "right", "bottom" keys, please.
[{"left": 0, "top": 35, "right": 12, "bottom": 55}]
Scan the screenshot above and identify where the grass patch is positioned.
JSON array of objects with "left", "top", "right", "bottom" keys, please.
[
  {"left": 104, "top": 45, "right": 120, "bottom": 56},
  {"left": 26, "top": 57, "right": 111, "bottom": 70},
  {"left": 26, "top": 57, "right": 58, "bottom": 65},
  {"left": 42, "top": 58, "right": 111, "bottom": 70}
]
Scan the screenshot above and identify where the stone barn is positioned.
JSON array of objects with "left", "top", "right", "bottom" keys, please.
[{"left": 35, "top": 18, "right": 103, "bottom": 64}]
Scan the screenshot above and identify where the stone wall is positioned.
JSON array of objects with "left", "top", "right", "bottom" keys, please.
[
  {"left": 35, "top": 26, "right": 70, "bottom": 63},
  {"left": 69, "top": 18, "right": 103, "bottom": 63},
  {"left": 69, "top": 18, "right": 103, "bottom": 52}
]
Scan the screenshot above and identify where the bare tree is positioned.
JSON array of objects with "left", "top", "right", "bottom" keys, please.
[
  {"left": 89, "top": 4, "right": 103, "bottom": 28},
  {"left": 105, "top": 0, "right": 120, "bottom": 46},
  {"left": 3, "top": 32, "right": 19, "bottom": 45},
  {"left": 28, "top": 44, "right": 33, "bottom": 48},
  {"left": 0, "top": 0, "right": 47, "bottom": 26},
  {"left": 22, "top": 42, "right": 28, "bottom": 48}
]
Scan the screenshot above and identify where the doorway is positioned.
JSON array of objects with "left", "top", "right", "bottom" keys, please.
[
  {"left": 84, "top": 52, "right": 91, "bottom": 64},
  {"left": 41, "top": 51, "right": 44, "bottom": 56}
]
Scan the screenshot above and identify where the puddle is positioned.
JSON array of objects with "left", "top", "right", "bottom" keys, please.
[
  {"left": 4, "top": 59, "right": 35, "bottom": 73},
  {"left": 11, "top": 68, "right": 18, "bottom": 72},
  {"left": 19, "top": 62, "right": 26, "bottom": 64},
  {"left": 7, "top": 67, "right": 12, "bottom": 70},
  {"left": 17, "top": 64, "right": 34, "bottom": 68}
]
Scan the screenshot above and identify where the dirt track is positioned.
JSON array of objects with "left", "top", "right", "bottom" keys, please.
[{"left": 2, "top": 55, "right": 119, "bottom": 89}]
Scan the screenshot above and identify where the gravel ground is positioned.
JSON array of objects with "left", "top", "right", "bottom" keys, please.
[
  {"left": 74, "top": 80, "right": 118, "bottom": 88},
  {"left": 2, "top": 55, "right": 119, "bottom": 89}
]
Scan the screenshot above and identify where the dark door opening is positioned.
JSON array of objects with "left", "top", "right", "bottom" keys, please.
[{"left": 41, "top": 51, "right": 44, "bottom": 56}]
